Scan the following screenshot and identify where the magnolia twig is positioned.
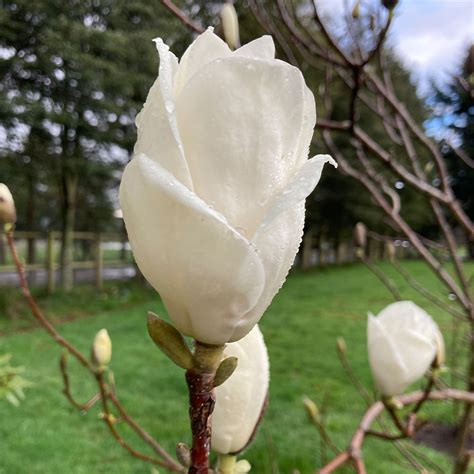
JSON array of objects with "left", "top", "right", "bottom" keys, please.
[
  {"left": 59, "top": 353, "right": 101, "bottom": 412},
  {"left": 318, "top": 389, "right": 474, "bottom": 474},
  {"left": 391, "top": 259, "right": 466, "bottom": 321},
  {"left": 336, "top": 340, "right": 373, "bottom": 406},
  {"left": 5, "top": 229, "right": 183, "bottom": 473},
  {"left": 160, "top": 0, "right": 204, "bottom": 34},
  {"left": 358, "top": 253, "right": 402, "bottom": 301}
]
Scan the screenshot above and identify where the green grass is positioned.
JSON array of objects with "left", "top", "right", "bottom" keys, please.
[{"left": 0, "top": 261, "right": 471, "bottom": 473}]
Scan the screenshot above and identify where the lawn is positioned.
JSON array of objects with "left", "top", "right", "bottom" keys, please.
[{"left": 0, "top": 261, "right": 470, "bottom": 473}]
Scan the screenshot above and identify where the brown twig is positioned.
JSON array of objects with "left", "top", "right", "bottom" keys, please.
[
  {"left": 318, "top": 389, "right": 474, "bottom": 473},
  {"left": 6, "top": 229, "right": 183, "bottom": 473},
  {"left": 160, "top": 0, "right": 204, "bottom": 34},
  {"left": 359, "top": 253, "right": 402, "bottom": 301},
  {"left": 336, "top": 340, "right": 373, "bottom": 407},
  {"left": 392, "top": 259, "right": 466, "bottom": 321},
  {"left": 95, "top": 371, "right": 183, "bottom": 470},
  {"left": 59, "top": 352, "right": 101, "bottom": 412}
]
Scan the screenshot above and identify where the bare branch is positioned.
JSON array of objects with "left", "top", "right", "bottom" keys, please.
[{"left": 160, "top": 0, "right": 204, "bottom": 34}]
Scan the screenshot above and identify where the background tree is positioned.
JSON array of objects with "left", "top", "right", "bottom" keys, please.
[
  {"left": 431, "top": 44, "right": 474, "bottom": 258},
  {"left": 0, "top": 0, "right": 195, "bottom": 289}
]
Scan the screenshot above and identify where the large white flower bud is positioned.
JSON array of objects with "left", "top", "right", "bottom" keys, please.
[
  {"left": 211, "top": 325, "right": 269, "bottom": 454},
  {"left": 119, "top": 29, "right": 335, "bottom": 345},
  {"left": 367, "top": 301, "right": 444, "bottom": 396}
]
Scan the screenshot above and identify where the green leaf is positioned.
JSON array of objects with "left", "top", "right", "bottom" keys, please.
[
  {"left": 214, "top": 356, "right": 238, "bottom": 387},
  {"left": 147, "top": 312, "right": 194, "bottom": 370}
]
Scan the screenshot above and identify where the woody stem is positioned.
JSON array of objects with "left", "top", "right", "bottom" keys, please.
[{"left": 185, "top": 342, "right": 224, "bottom": 474}]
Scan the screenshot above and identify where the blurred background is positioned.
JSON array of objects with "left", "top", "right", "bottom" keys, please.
[
  {"left": 0, "top": 0, "right": 472, "bottom": 291},
  {"left": 0, "top": 1, "right": 473, "bottom": 473}
]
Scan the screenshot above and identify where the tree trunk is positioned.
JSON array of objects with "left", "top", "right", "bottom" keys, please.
[
  {"left": 60, "top": 174, "right": 78, "bottom": 292},
  {"left": 301, "top": 228, "right": 314, "bottom": 270}
]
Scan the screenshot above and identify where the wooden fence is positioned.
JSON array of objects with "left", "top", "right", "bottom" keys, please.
[
  {"left": 0, "top": 229, "right": 415, "bottom": 292},
  {"left": 0, "top": 231, "right": 133, "bottom": 293}
]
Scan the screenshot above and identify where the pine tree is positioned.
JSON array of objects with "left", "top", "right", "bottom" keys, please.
[{"left": 0, "top": 0, "right": 192, "bottom": 289}]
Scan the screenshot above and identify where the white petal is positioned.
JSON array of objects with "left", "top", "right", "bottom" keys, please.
[
  {"left": 119, "top": 154, "right": 265, "bottom": 345},
  {"left": 367, "top": 314, "right": 409, "bottom": 396},
  {"left": 368, "top": 302, "right": 444, "bottom": 396},
  {"left": 176, "top": 56, "right": 312, "bottom": 236},
  {"left": 229, "top": 156, "right": 335, "bottom": 342},
  {"left": 256, "top": 155, "right": 336, "bottom": 228},
  {"left": 397, "top": 330, "right": 437, "bottom": 386},
  {"left": 212, "top": 326, "right": 269, "bottom": 454},
  {"left": 234, "top": 36, "right": 275, "bottom": 60},
  {"left": 134, "top": 39, "right": 192, "bottom": 188},
  {"left": 174, "top": 28, "right": 231, "bottom": 97},
  {"left": 377, "top": 301, "right": 442, "bottom": 348},
  {"left": 296, "top": 86, "right": 317, "bottom": 166}
]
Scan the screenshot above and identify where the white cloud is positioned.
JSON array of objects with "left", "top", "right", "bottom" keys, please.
[
  {"left": 389, "top": 0, "right": 474, "bottom": 92},
  {"left": 315, "top": 0, "right": 474, "bottom": 91}
]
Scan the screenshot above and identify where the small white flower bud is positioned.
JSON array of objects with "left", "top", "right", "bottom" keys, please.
[
  {"left": 91, "top": 329, "right": 112, "bottom": 368},
  {"left": 220, "top": 3, "right": 240, "bottom": 50},
  {"left": 212, "top": 325, "right": 269, "bottom": 454},
  {"left": 0, "top": 184, "right": 17, "bottom": 225}
]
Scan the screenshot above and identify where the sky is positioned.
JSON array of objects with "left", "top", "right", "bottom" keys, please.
[{"left": 318, "top": 0, "right": 474, "bottom": 94}]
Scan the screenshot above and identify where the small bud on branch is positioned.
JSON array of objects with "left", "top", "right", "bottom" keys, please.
[
  {"left": 0, "top": 184, "right": 17, "bottom": 227},
  {"left": 91, "top": 329, "right": 112, "bottom": 369}
]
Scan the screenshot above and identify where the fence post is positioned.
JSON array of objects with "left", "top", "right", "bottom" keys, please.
[
  {"left": 47, "top": 231, "right": 55, "bottom": 294},
  {"left": 95, "top": 233, "right": 103, "bottom": 291}
]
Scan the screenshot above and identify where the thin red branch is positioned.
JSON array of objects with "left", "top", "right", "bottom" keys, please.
[
  {"left": 318, "top": 389, "right": 474, "bottom": 474},
  {"left": 6, "top": 229, "right": 183, "bottom": 473},
  {"left": 160, "top": 0, "right": 204, "bottom": 34}
]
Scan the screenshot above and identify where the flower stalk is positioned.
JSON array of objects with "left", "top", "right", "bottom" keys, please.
[{"left": 185, "top": 342, "right": 224, "bottom": 473}]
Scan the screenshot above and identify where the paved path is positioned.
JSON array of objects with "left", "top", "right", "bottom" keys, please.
[{"left": 0, "top": 265, "right": 136, "bottom": 287}]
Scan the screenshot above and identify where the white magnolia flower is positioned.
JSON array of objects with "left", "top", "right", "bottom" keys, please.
[
  {"left": 212, "top": 325, "right": 269, "bottom": 454},
  {"left": 91, "top": 329, "right": 112, "bottom": 367},
  {"left": 0, "top": 183, "right": 17, "bottom": 225},
  {"left": 367, "top": 301, "right": 444, "bottom": 396},
  {"left": 120, "top": 29, "right": 335, "bottom": 345}
]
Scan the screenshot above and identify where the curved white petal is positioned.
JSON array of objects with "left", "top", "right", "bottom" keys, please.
[
  {"left": 212, "top": 326, "right": 269, "bottom": 454},
  {"left": 119, "top": 154, "right": 265, "bottom": 345},
  {"left": 368, "top": 314, "right": 409, "bottom": 396},
  {"left": 398, "top": 330, "right": 437, "bottom": 385},
  {"left": 367, "top": 302, "right": 444, "bottom": 396},
  {"left": 234, "top": 36, "right": 275, "bottom": 60},
  {"left": 176, "top": 56, "right": 312, "bottom": 236},
  {"left": 296, "top": 86, "right": 317, "bottom": 167},
  {"left": 134, "top": 39, "right": 192, "bottom": 188},
  {"left": 174, "top": 28, "right": 231, "bottom": 97},
  {"left": 229, "top": 156, "right": 336, "bottom": 342},
  {"left": 257, "top": 155, "right": 336, "bottom": 228}
]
